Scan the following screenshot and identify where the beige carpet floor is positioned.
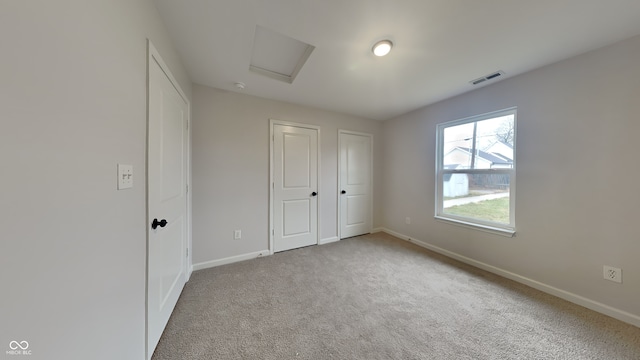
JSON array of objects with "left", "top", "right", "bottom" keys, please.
[{"left": 152, "top": 232, "right": 640, "bottom": 359}]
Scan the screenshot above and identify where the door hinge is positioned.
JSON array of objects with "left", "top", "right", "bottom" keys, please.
[
  {"left": 186, "top": 184, "right": 189, "bottom": 193},
  {"left": 272, "top": 229, "right": 274, "bottom": 236},
  {"left": 186, "top": 248, "right": 189, "bottom": 257}
]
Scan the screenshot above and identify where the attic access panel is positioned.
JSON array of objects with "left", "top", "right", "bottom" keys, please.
[{"left": 250, "top": 26, "right": 315, "bottom": 84}]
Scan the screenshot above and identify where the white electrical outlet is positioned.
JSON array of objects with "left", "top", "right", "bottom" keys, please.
[
  {"left": 405, "top": 217, "right": 411, "bottom": 225},
  {"left": 234, "top": 230, "right": 242, "bottom": 240},
  {"left": 117, "top": 164, "right": 133, "bottom": 190},
  {"left": 603, "top": 265, "right": 622, "bottom": 283}
]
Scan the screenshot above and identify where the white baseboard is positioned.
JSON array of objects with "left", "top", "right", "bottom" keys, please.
[
  {"left": 378, "top": 227, "right": 640, "bottom": 328},
  {"left": 371, "top": 227, "right": 384, "bottom": 233},
  {"left": 319, "top": 236, "right": 339, "bottom": 245},
  {"left": 192, "top": 249, "right": 271, "bottom": 271}
]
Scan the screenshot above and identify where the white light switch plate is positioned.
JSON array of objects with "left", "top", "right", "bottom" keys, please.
[{"left": 117, "top": 164, "right": 133, "bottom": 190}]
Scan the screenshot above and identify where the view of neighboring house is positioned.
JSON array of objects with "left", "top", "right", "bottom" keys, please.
[
  {"left": 442, "top": 144, "right": 513, "bottom": 197},
  {"left": 444, "top": 146, "right": 513, "bottom": 170},
  {"left": 486, "top": 141, "right": 514, "bottom": 162}
]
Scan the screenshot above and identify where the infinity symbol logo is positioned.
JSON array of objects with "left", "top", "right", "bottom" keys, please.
[{"left": 9, "top": 341, "right": 29, "bottom": 350}]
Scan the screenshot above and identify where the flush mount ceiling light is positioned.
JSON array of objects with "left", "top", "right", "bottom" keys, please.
[{"left": 372, "top": 40, "right": 393, "bottom": 57}]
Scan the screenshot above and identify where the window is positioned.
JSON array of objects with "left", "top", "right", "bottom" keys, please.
[{"left": 435, "top": 108, "right": 516, "bottom": 235}]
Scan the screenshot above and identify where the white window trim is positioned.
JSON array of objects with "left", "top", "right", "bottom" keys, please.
[
  {"left": 434, "top": 216, "right": 516, "bottom": 237},
  {"left": 435, "top": 107, "right": 517, "bottom": 236}
]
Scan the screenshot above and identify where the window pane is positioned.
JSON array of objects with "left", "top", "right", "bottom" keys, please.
[
  {"left": 443, "top": 115, "right": 514, "bottom": 170},
  {"left": 443, "top": 173, "right": 510, "bottom": 224},
  {"left": 443, "top": 123, "right": 474, "bottom": 168}
]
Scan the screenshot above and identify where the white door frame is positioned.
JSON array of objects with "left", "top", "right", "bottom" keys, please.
[
  {"left": 146, "top": 40, "right": 192, "bottom": 359},
  {"left": 269, "top": 119, "right": 321, "bottom": 254},
  {"left": 338, "top": 129, "right": 373, "bottom": 240}
]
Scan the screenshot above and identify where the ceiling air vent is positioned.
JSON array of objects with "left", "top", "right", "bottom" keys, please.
[{"left": 470, "top": 71, "right": 504, "bottom": 85}]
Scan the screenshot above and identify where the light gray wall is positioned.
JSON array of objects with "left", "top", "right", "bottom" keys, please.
[
  {"left": 381, "top": 35, "right": 640, "bottom": 321},
  {"left": 0, "top": 1, "right": 191, "bottom": 359},
  {"left": 192, "top": 85, "right": 382, "bottom": 264}
]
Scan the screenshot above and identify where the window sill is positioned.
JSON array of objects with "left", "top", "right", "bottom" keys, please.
[{"left": 434, "top": 216, "right": 515, "bottom": 237}]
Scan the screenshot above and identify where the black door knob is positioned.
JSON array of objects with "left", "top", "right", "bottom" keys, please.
[
  {"left": 152, "top": 218, "right": 168, "bottom": 229},
  {"left": 341, "top": 190, "right": 346, "bottom": 194},
  {"left": 311, "top": 192, "right": 318, "bottom": 196}
]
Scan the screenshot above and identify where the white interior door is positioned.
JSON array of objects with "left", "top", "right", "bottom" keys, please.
[
  {"left": 147, "top": 42, "right": 188, "bottom": 359},
  {"left": 339, "top": 131, "right": 372, "bottom": 239},
  {"left": 272, "top": 123, "right": 318, "bottom": 252}
]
